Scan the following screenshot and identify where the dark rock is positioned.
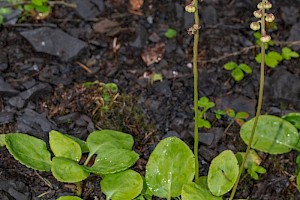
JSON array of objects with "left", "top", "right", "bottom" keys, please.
[
  {"left": 8, "top": 96, "right": 25, "bottom": 109},
  {"left": 199, "top": 132, "right": 215, "bottom": 146},
  {"left": 184, "top": 12, "right": 194, "bottom": 29},
  {"left": 0, "top": 180, "right": 30, "bottom": 200},
  {"left": 19, "top": 83, "right": 52, "bottom": 102},
  {"left": 175, "top": 3, "right": 184, "bottom": 20},
  {"left": 154, "top": 81, "right": 172, "bottom": 97},
  {"left": 0, "top": 79, "right": 19, "bottom": 97},
  {"left": 270, "top": 69, "right": 300, "bottom": 109},
  {"left": 148, "top": 32, "right": 161, "bottom": 43},
  {"left": 162, "top": 131, "right": 181, "bottom": 139},
  {"left": 208, "top": 128, "right": 225, "bottom": 148},
  {"left": 288, "top": 22, "right": 300, "bottom": 50},
  {"left": 0, "top": 112, "right": 14, "bottom": 125},
  {"left": 72, "top": 0, "right": 104, "bottom": 19},
  {"left": 16, "top": 109, "right": 55, "bottom": 140},
  {"left": 130, "top": 25, "right": 148, "bottom": 48},
  {"left": 199, "top": 146, "right": 217, "bottom": 162},
  {"left": 56, "top": 112, "right": 80, "bottom": 124},
  {"left": 201, "top": 5, "right": 218, "bottom": 26},
  {"left": 20, "top": 28, "right": 88, "bottom": 61},
  {"left": 170, "top": 118, "right": 185, "bottom": 133},
  {"left": 215, "top": 95, "right": 256, "bottom": 117},
  {"left": 281, "top": 7, "right": 299, "bottom": 25}
]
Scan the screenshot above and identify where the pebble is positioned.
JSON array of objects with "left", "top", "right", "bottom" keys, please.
[{"left": 0, "top": 112, "right": 14, "bottom": 125}]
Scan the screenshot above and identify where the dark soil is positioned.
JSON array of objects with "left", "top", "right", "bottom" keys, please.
[{"left": 0, "top": 0, "right": 300, "bottom": 199}]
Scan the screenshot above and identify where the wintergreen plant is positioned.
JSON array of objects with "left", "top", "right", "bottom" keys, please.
[{"left": 223, "top": 62, "right": 252, "bottom": 81}]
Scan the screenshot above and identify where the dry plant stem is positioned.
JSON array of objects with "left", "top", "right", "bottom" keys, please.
[
  {"left": 229, "top": 0, "right": 266, "bottom": 199},
  {"left": 193, "top": 0, "right": 200, "bottom": 183}
]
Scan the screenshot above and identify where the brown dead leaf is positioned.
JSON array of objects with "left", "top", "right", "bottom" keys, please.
[
  {"left": 93, "top": 19, "right": 120, "bottom": 36},
  {"left": 141, "top": 42, "right": 165, "bottom": 66},
  {"left": 130, "top": 0, "right": 144, "bottom": 10}
]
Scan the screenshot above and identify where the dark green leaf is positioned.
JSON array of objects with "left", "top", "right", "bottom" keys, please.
[
  {"left": 35, "top": 5, "right": 49, "bottom": 13},
  {"left": 5, "top": 133, "right": 51, "bottom": 171},
  {"left": 24, "top": 4, "right": 35, "bottom": 11},
  {"left": 282, "top": 112, "right": 300, "bottom": 130},
  {"left": 32, "top": 0, "right": 43, "bottom": 6},
  {"left": 223, "top": 62, "right": 237, "bottom": 70}
]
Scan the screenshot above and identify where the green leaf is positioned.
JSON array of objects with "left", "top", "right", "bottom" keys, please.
[
  {"left": 235, "top": 150, "right": 262, "bottom": 168},
  {"left": 86, "top": 130, "right": 134, "bottom": 161},
  {"left": 181, "top": 182, "right": 222, "bottom": 200},
  {"left": 145, "top": 137, "right": 195, "bottom": 198},
  {"left": 49, "top": 130, "right": 82, "bottom": 162},
  {"left": 105, "top": 83, "right": 119, "bottom": 93},
  {"left": 0, "top": 15, "right": 3, "bottom": 25},
  {"left": 282, "top": 47, "right": 299, "bottom": 60},
  {"left": 51, "top": 157, "right": 89, "bottom": 183},
  {"left": 282, "top": 112, "right": 300, "bottom": 130},
  {"left": 297, "top": 173, "right": 300, "bottom": 191},
  {"left": 84, "top": 148, "right": 139, "bottom": 175},
  {"left": 235, "top": 112, "right": 249, "bottom": 119},
  {"left": 240, "top": 115, "right": 300, "bottom": 154},
  {"left": 56, "top": 196, "right": 83, "bottom": 200},
  {"left": 231, "top": 68, "right": 244, "bottom": 81},
  {"left": 238, "top": 64, "right": 252, "bottom": 74},
  {"left": 226, "top": 108, "right": 235, "bottom": 118},
  {"left": 65, "top": 135, "right": 89, "bottom": 153},
  {"left": 101, "top": 169, "right": 143, "bottom": 200},
  {"left": 198, "top": 97, "right": 209, "bottom": 107},
  {"left": 265, "top": 51, "right": 283, "bottom": 68},
  {"left": 207, "top": 150, "right": 239, "bottom": 196},
  {"left": 255, "top": 53, "right": 262, "bottom": 63},
  {"left": 224, "top": 62, "right": 237, "bottom": 70},
  {"left": 0, "top": 8, "right": 12, "bottom": 15},
  {"left": 5, "top": 133, "right": 51, "bottom": 171},
  {"left": 24, "top": 4, "right": 35, "bottom": 11},
  {"left": 164, "top": 28, "right": 177, "bottom": 39},
  {"left": 35, "top": 5, "right": 49, "bottom": 13},
  {"left": 197, "top": 118, "right": 211, "bottom": 129},
  {"left": 0, "top": 134, "right": 5, "bottom": 147},
  {"left": 32, "top": 0, "right": 43, "bottom": 6}
]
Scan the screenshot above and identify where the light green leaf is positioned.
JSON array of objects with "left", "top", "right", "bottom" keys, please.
[
  {"left": 181, "top": 182, "right": 222, "bottom": 200},
  {"left": 65, "top": 135, "right": 89, "bottom": 153},
  {"left": 49, "top": 130, "right": 82, "bottom": 162},
  {"left": 255, "top": 53, "right": 262, "bottom": 63},
  {"left": 35, "top": 5, "right": 50, "bottom": 13},
  {"left": 282, "top": 112, "right": 300, "bottom": 130},
  {"left": 84, "top": 148, "right": 139, "bottom": 175},
  {"left": 56, "top": 196, "right": 82, "bottom": 200},
  {"left": 145, "top": 137, "right": 195, "bottom": 199},
  {"left": 51, "top": 157, "right": 89, "bottom": 183},
  {"left": 197, "top": 118, "right": 211, "bottom": 129},
  {"left": 0, "top": 8, "right": 12, "bottom": 15},
  {"left": 5, "top": 133, "right": 51, "bottom": 171},
  {"left": 226, "top": 108, "right": 235, "bottom": 118},
  {"left": 240, "top": 115, "right": 300, "bottom": 154},
  {"left": 282, "top": 47, "right": 299, "bottom": 60},
  {"left": 207, "top": 150, "right": 239, "bottom": 196},
  {"left": 265, "top": 52, "right": 283, "bottom": 68},
  {"left": 101, "top": 169, "right": 143, "bottom": 200},
  {"left": 235, "top": 112, "right": 249, "bottom": 119},
  {"left": 239, "top": 64, "right": 252, "bottom": 74},
  {"left": 231, "top": 68, "right": 244, "bottom": 81},
  {"left": 165, "top": 28, "right": 177, "bottom": 39},
  {"left": 224, "top": 62, "right": 237, "bottom": 70},
  {"left": 0, "top": 15, "right": 3, "bottom": 25},
  {"left": 32, "top": 0, "right": 43, "bottom": 6},
  {"left": 0, "top": 134, "right": 5, "bottom": 147},
  {"left": 24, "top": 4, "right": 35, "bottom": 11}
]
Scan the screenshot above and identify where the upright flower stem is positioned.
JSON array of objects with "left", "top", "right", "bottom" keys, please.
[
  {"left": 229, "top": 0, "right": 266, "bottom": 199},
  {"left": 193, "top": 0, "right": 200, "bottom": 183}
]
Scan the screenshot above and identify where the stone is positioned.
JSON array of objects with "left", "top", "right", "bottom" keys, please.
[
  {"left": 162, "top": 131, "right": 181, "bottom": 139},
  {"left": 72, "top": 0, "right": 104, "bottom": 19},
  {"left": 154, "top": 80, "right": 172, "bottom": 97},
  {"left": 19, "top": 83, "right": 52, "bottom": 101},
  {"left": 288, "top": 22, "right": 300, "bottom": 50},
  {"left": 199, "top": 132, "right": 215, "bottom": 146},
  {"left": 0, "top": 180, "right": 30, "bottom": 200},
  {"left": 281, "top": 7, "right": 299, "bottom": 25},
  {"left": 8, "top": 96, "right": 25, "bottom": 109},
  {"left": 20, "top": 28, "right": 88, "bottom": 61},
  {"left": 0, "top": 79, "right": 19, "bottom": 97},
  {"left": 199, "top": 146, "right": 217, "bottom": 162},
  {"left": 201, "top": 5, "right": 218, "bottom": 26},
  {"left": 129, "top": 25, "right": 147, "bottom": 48},
  {"left": 0, "top": 112, "right": 14, "bottom": 125}
]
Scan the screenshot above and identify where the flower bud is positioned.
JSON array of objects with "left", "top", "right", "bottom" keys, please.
[
  {"left": 265, "top": 13, "right": 275, "bottom": 22},
  {"left": 250, "top": 22, "right": 260, "bottom": 31},
  {"left": 257, "top": 2, "right": 263, "bottom": 10},
  {"left": 185, "top": 4, "right": 196, "bottom": 13},
  {"left": 265, "top": 1, "right": 272, "bottom": 9},
  {"left": 253, "top": 10, "right": 262, "bottom": 18},
  {"left": 260, "top": 35, "right": 271, "bottom": 43}
]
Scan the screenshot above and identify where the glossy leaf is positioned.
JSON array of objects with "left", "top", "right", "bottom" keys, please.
[
  {"left": 5, "top": 133, "right": 51, "bottom": 171},
  {"left": 49, "top": 130, "right": 81, "bottom": 162},
  {"left": 235, "top": 150, "right": 262, "bottom": 168},
  {"left": 84, "top": 148, "right": 139, "bottom": 175},
  {"left": 224, "top": 62, "right": 237, "bottom": 70},
  {"left": 101, "top": 169, "right": 143, "bottom": 200},
  {"left": 231, "top": 68, "right": 244, "bottom": 81},
  {"left": 0, "top": 134, "right": 5, "bottom": 147},
  {"left": 239, "top": 64, "right": 252, "bottom": 74},
  {"left": 181, "top": 182, "right": 222, "bottom": 200},
  {"left": 282, "top": 47, "right": 299, "bottom": 60},
  {"left": 282, "top": 112, "right": 300, "bottom": 130},
  {"left": 56, "top": 196, "right": 82, "bottom": 200},
  {"left": 145, "top": 137, "right": 195, "bottom": 198},
  {"left": 51, "top": 157, "right": 89, "bottom": 183},
  {"left": 240, "top": 115, "right": 300, "bottom": 154},
  {"left": 65, "top": 134, "right": 89, "bottom": 153},
  {"left": 207, "top": 150, "right": 239, "bottom": 196}
]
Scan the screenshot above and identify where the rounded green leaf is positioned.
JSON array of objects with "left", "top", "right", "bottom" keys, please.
[
  {"left": 145, "top": 137, "right": 195, "bottom": 198},
  {"left": 65, "top": 135, "right": 89, "bottom": 153},
  {"left": 231, "top": 68, "right": 244, "bottom": 81},
  {"left": 224, "top": 62, "right": 237, "bottom": 70},
  {"left": 0, "top": 134, "right": 5, "bottom": 147},
  {"left": 49, "top": 130, "right": 81, "bottom": 162},
  {"left": 0, "top": 8, "right": 12, "bottom": 15},
  {"left": 238, "top": 64, "right": 252, "bottom": 74},
  {"left": 5, "top": 133, "right": 51, "bottom": 171},
  {"left": 255, "top": 53, "right": 262, "bottom": 64},
  {"left": 240, "top": 115, "right": 299, "bottom": 154},
  {"left": 282, "top": 47, "right": 299, "bottom": 60},
  {"left": 56, "top": 196, "right": 82, "bottom": 200},
  {"left": 282, "top": 112, "right": 300, "bottom": 130},
  {"left": 182, "top": 182, "right": 222, "bottom": 200},
  {"left": 84, "top": 149, "right": 139, "bottom": 175},
  {"left": 101, "top": 170, "right": 143, "bottom": 200},
  {"left": 207, "top": 150, "right": 239, "bottom": 196},
  {"left": 164, "top": 28, "right": 177, "bottom": 39},
  {"left": 51, "top": 157, "right": 89, "bottom": 183},
  {"left": 235, "top": 112, "right": 249, "bottom": 119}
]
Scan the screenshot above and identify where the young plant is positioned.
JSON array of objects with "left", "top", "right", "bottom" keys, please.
[
  {"left": 164, "top": 28, "right": 177, "bottom": 39},
  {"left": 223, "top": 62, "right": 252, "bottom": 81},
  {"left": 224, "top": 108, "right": 249, "bottom": 132},
  {"left": 196, "top": 96, "right": 215, "bottom": 128}
]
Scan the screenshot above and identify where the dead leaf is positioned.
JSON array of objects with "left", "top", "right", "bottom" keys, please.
[
  {"left": 93, "top": 19, "right": 120, "bottom": 36},
  {"left": 130, "top": 0, "right": 144, "bottom": 10},
  {"left": 141, "top": 42, "right": 165, "bottom": 66}
]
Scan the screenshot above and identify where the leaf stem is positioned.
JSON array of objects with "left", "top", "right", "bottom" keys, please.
[
  {"left": 229, "top": 1, "right": 266, "bottom": 199},
  {"left": 193, "top": 0, "right": 200, "bottom": 183}
]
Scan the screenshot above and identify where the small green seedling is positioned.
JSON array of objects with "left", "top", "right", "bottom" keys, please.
[
  {"left": 0, "top": 7, "right": 11, "bottom": 25},
  {"left": 219, "top": 108, "right": 249, "bottom": 133},
  {"left": 164, "top": 28, "right": 177, "bottom": 39},
  {"left": 196, "top": 97, "right": 215, "bottom": 128},
  {"left": 281, "top": 47, "right": 300, "bottom": 60},
  {"left": 214, "top": 109, "right": 226, "bottom": 120},
  {"left": 150, "top": 73, "right": 163, "bottom": 84},
  {"left": 223, "top": 61, "right": 252, "bottom": 81},
  {"left": 236, "top": 150, "right": 266, "bottom": 180}
]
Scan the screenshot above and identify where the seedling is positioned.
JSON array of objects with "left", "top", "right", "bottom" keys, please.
[
  {"left": 217, "top": 108, "right": 249, "bottom": 133},
  {"left": 214, "top": 109, "right": 226, "bottom": 120},
  {"left": 223, "top": 61, "right": 252, "bottom": 81},
  {"left": 196, "top": 97, "right": 215, "bottom": 128},
  {"left": 164, "top": 28, "right": 177, "bottom": 39}
]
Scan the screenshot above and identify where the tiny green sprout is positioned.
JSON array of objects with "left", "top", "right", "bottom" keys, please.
[
  {"left": 214, "top": 109, "right": 226, "bottom": 120},
  {"left": 196, "top": 97, "right": 215, "bottom": 129},
  {"left": 164, "top": 28, "right": 177, "bottom": 39},
  {"left": 223, "top": 61, "right": 252, "bottom": 82},
  {"left": 150, "top": 73, "right": 163, "bottom": 84},
  {"left": 224, "top": 108, "right": 249, "bottom": 133},
  {"left": 281, "top": 47, "right": 300, "bottom": 60}
]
